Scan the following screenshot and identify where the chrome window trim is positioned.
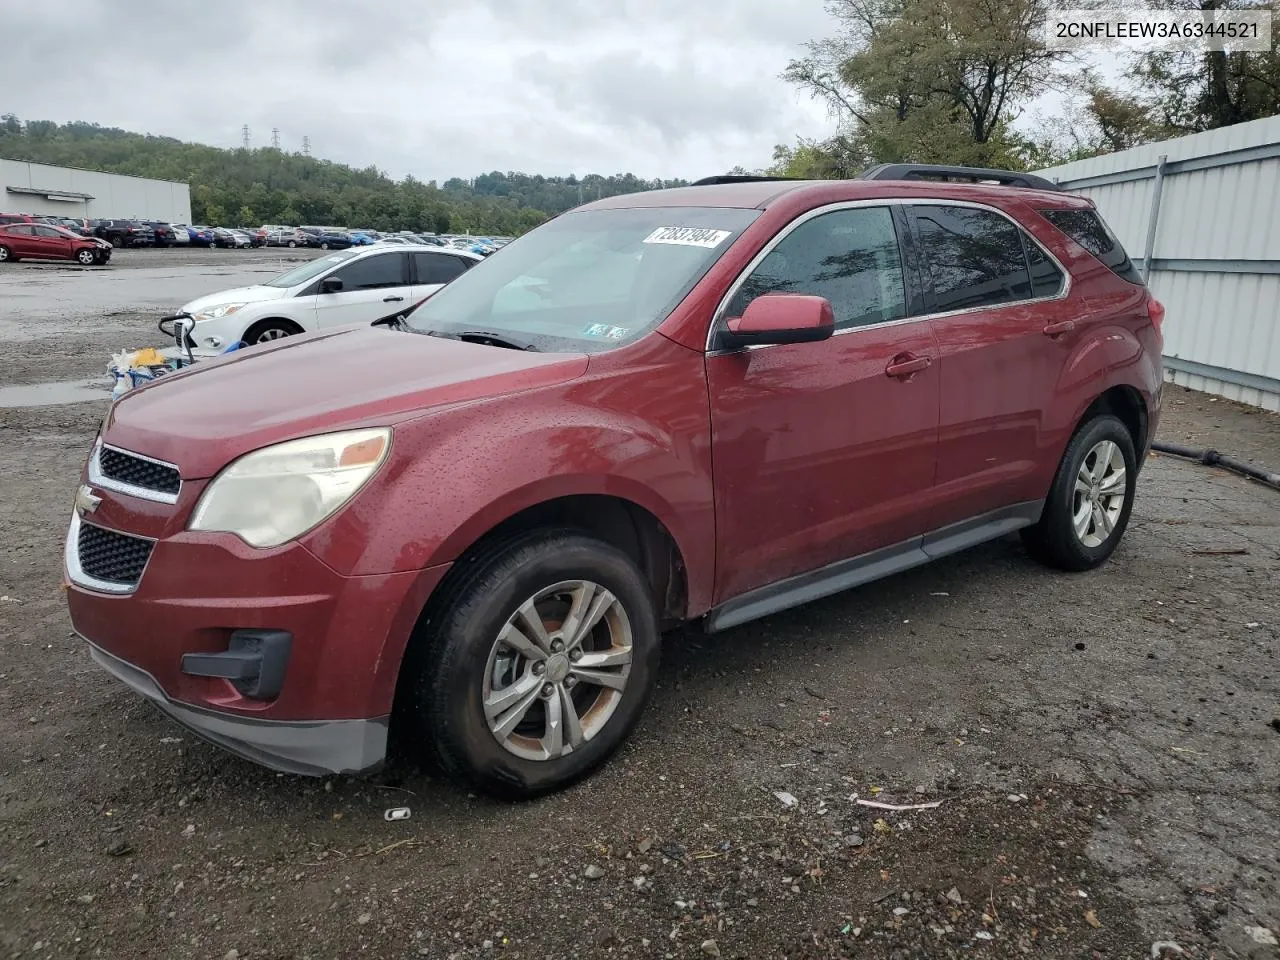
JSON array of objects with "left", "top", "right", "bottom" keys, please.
[
  {"left": 89, "top": 440, "right": 182, "bottom": 505},
  {"left": 704, "top": 197, "right": 1071, "bottom": 354},
  {"left": 64, "top": 511, "right": 156, "bottom": 596}
]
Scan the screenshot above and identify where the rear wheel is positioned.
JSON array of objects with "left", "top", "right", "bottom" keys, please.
[
  {"left": 1021, "top": 414, "right": 1137, "bottom": 571},
  {"left": 0, "top": 245, "right": 11, "bottom": 263},
  {"left": 287, "top": 240, "right": 297, "bottom": 248},
  {"left": 402, "top": 530, "right": 660, "bottom": 798},
  {"left": 320, "top": 241, "right": 330, "bottom": 250},
  {"left": 76, "top": 248, "right": 96, "bottom": 265},
  {"left": 241, "top": 318, "right": 302, "bottom": 344}
]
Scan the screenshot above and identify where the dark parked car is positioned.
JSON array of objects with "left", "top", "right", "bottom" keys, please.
[
  {"left": 94, "top": 219, "right": 155, "bottom": 248},
  {"left": 144, "top": 221, "right": 179, "bottom": 247},
  {"left": 265, "top": 228, "right": 318, "bottom": 248},
  {"left": 212, "top": 228, "right": 252, "bottom": 249},
  {"left": 56, "top": 217, "right": 95, "bottom": 237},
  {"left": 186, "top": 226, "right": 217, "bottom": 247},
  {"left": 65, "top": 165, "right": 1163, "bottom": 797},
  {"left": 0, "top": 223, "right": 111, "bottom": 265}
]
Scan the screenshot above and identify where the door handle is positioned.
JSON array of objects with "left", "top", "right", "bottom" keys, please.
[
  {"left": 1043, "top": 319, "right": 1076, "bottom": 337},
  {"left": 885, "top": 354, "right": 932, "bottom": 379},
  {"left": 382, "top": 295, "right": 405, "bottom": 303}
]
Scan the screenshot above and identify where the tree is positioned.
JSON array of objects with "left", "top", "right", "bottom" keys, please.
[{"left": 783, "top": 0, "right": 1069, "bottom": 170}]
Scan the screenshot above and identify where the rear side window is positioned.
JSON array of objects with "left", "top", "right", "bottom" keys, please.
[
  {"left": 912, "top": 205, "right": 1032, "bottom": 312},
  {"left": 413, "top": 251, "right": 468, "bottom": 285},
  {"left": 726, "top": 206, "right": 907, "bottom": 331},
  {"left": 1040, "top": 208, "right": 1143, "bottom": 285},
  {"left": 1024, "top": 238, "right": 1066, "bottom": 298}
]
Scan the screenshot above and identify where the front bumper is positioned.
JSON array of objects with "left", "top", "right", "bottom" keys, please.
[{"left": 86, "top": 638, "right": 388, "bottom": 775}]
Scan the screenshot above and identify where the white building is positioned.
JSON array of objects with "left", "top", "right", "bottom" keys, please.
[{"left": 1, "top": 158, "right": 191, "bottom": 223}]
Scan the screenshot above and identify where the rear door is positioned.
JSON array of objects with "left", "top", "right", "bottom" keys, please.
[
  {"left": 4, "top": 225, "right": 38, "bottom": 256},
  {"left": 706, "top": 203, "right": 941, "bottom": 603},
  {"left": 409, "top": 251, "right": 471, "bottom": 304},
  {"left": 312, "top": 251, "right": 411, "bottom": 328},
  {"left": 908, "top": 202, "right": 1070, "bottom": 527}
]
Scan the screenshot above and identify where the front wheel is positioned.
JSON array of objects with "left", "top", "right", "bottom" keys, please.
[
  {"left": 1021, "top": 414, "right": 1137, "bottom": 571},
  {"left": 287, "top": 240, "right": 297, "bottom": 248},
  {"left": 76, "top": 248, "right": 96, "bottom": 265},
  {"left": 403, "top": 531, "right": 660, "bottom": 798},
  {"left": 242, "top": 318, "right": 300, "bottom": 344}
]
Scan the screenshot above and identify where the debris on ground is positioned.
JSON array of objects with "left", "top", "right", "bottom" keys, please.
[
  {"left": 700, "top": 939, "right": 721, "bottom": 957},
  {"left": 855, "top": 798, "right": 944, "bottom": 811},
  {"left": 1151, "top": 941, "right": 1184, "bottom": 957},
  {"left": 773, "top": 791, "right": 798, "bottom": 808},
  {"left": 384, "top": 806, "right": 411, "bottom": 821},
  {"left": 1245, "top": 926, "right": 1278, "bottom": 946},
  {"left": 583, "top": 864, "right": 605, "bottom": 880},
  {"left": 1085, "top": 909, "right": 1102, "bottom": 928}
]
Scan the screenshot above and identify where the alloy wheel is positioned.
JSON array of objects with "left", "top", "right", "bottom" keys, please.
[
  {"left": 1072, "top": 439, "right": 1126, "bottom": 548},
  {"left": 482, "top": 580, "right": 633, "bottom": 761},
  {"left": 255, "top": 328, "right": 289, "bottom": 343}
]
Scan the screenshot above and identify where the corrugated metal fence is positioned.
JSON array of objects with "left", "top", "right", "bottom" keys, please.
[{"left": 1036, "top": 115, "right": 1280, "bottom": 412}]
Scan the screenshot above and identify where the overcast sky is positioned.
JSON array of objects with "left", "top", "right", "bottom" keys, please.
[{"left": 6, "top": 0, "right": 847, "bottom": 182}]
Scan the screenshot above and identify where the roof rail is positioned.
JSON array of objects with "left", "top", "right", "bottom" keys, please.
[
  {"left": 690, "top": 175, "right": 802, "bottom": 186},
  {"left": 856, "top": 163, "right": 1061, "bottom": 192}
]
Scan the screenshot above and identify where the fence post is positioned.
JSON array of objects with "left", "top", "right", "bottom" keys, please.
[{"left": 1142, "top": 155, "right": 1168, "bottom": 283}]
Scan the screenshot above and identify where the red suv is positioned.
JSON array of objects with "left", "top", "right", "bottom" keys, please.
[
  {"left": 64, "top": 165, "right": 1163, "bottom": 796},
  {"left": 0, "top": 222, "right": 110, "bottom": 265}
]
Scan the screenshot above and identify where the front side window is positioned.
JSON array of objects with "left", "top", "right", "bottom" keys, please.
[
  {"left": 331, "top": 252, "right": 405, "bottom": 290},
  {"left": 913, "top": 205, "right": 1032, "bottom": 312},
  {"left": 725, "top": 206, "right": 906, "bottom": 331},
  {"left": 35, "top": 225, "right": 64, "bottom": 238}
]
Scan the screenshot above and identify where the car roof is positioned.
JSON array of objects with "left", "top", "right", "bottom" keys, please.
[{"left": 579, "top": 178, "right": 1089, "bottom": 212}]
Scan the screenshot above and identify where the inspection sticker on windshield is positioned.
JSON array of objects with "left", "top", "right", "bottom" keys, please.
[
  {"left": 642, "top": 226, "right": 731, "bottom": 249},
  {"left": 583, "top": 323, "right": 630, "bottom": 340}
]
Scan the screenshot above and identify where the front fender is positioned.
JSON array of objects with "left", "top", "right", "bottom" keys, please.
[{"left": 301, "top": 341, "right": 717, "bottom": 613}]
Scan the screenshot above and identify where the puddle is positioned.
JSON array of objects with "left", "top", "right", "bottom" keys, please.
[{"left": 0, "top": 378, "right": 111, "bottom": 408}]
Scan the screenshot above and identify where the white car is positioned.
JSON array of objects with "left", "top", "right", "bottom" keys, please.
[{"left": 174, "top": 245, "right": 483, "bottom": 348}]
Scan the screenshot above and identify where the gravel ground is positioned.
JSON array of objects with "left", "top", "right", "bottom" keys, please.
[{"left": 1, "top": 258, "right": 1278, "bottom": 959}]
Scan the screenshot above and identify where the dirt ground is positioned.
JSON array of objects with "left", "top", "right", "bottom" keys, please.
[{"left": 1, "top": 255, "right": 1278, "bottom": 960}]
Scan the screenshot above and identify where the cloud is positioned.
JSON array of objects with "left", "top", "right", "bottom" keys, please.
[{"left": 4, "top": 0, "right": 840, "bottom": 181}]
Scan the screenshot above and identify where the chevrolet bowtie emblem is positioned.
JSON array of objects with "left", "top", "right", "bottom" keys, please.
[{"left": 75, "top": 485, "right": 101, "bottom": 515}]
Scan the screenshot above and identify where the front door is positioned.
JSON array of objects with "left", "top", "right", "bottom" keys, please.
[
  {"left": 907, "top": 203, "right": 1072, "bottom": 526},
  {"left": 312, "top": 251, "right": 412, "bottom": 328},
  {"left": 33, "top": 225, "right": 72, "bottom": 260},
  {"left": 706, "top": 204, "right": 941, "bottom": 604}
]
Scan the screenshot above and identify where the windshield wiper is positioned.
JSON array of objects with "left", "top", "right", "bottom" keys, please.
[{"left": 425, "top": 329, "right": 539, "bottom": 352}]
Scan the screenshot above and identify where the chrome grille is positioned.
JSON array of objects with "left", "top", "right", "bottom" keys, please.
[
  {"left": 77, "top": 522, "right": 154, "bottom": 586},
  {"left": 97, "top": 445, "right": 181, "bottom": 497}
]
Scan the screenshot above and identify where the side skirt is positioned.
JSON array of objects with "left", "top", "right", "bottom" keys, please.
[{"left": 702, "top": 500, "right": 1044, "bottom": 634}]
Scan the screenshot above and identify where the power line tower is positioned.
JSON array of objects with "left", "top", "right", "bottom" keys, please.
[
  {"left": 301, "top": 136, "right": 311, "bottom": 157},
  {"left": 241, "top": 124, "right": 250, "bottom": 149},
  {"left": 271, "top": 127, "right": 280, "bottom": 150}
]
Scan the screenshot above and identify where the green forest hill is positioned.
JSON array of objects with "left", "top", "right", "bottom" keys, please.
[{"left": 0, "top": 116, "right": 690, "bottom": 235}]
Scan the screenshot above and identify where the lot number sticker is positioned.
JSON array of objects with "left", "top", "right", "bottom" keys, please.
[{"left": 642, "top": 226, "right": 731, "bottom": 249}]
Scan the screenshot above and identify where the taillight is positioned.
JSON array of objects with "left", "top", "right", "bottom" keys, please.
[{"left": 1146, "top": 294, "right": 1165, "bottom": 331}]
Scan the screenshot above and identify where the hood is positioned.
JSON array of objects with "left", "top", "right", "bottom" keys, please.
[
  {"left": 104, "top": 326, "right": 589, "bottom": 479},
  {"left": 181, "top": 285, "right": 289, "bottom": 313}
]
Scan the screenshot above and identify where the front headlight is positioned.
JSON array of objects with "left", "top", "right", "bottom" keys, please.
[
  {"left": 189, "top": 428, "right": 391, "bottom": 547},
  {"left": 192, "top": 302, "right": 248, "bottom": 322}
]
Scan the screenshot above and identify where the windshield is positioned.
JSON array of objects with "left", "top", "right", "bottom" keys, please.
[
  {"left": 404, "top": 206, "right": 759, "bottom": 352},
  {"left": 263, "top": 251, "right": 358, "bottom": 288}
]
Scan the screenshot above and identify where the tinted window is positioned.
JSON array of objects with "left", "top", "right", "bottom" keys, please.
[
  {"left": 413, "top": 252, "right": 469, "bottom": 285},
  {"left": 1024, "top": 236, "right": 1065, "bottom": 298},
  {"left": 1041, "top": 208, "right": 1143, "bottom": 285},
  {"left": 0, "top": 215, "right": 24, "bottom": 225},
  {"left": 332, "top": 253, "right": 405, "bottom": 290},
  {"left": 726, "top": 207, "right": 906, "bottom": 330},
  {"left": 913, "top": 205, "right": 1031, "bottom": 312}
]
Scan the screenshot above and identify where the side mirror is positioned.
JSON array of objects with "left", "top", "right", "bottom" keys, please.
[
  {"left": 319, "top": 277, "right": 344, "bottom": 294},
  {"left": 712, "top": 294, "right": 835, "bottom": 351}
]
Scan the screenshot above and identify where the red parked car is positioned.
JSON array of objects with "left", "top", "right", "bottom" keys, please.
[
  {"left": 0, "top": 222, "right": 111, "bottom": 265},
  {"left": 64, "top": 165, "right": 1163, "bottom": 796}
]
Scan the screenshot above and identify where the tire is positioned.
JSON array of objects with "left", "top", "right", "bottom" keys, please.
[
  {"left": 1021, "top": 414, "right": 1137, "bottom": 572},
  {"left": 76, "top": 248, "right": 96, "bottom": 265},
  {"left": 0, "top": 245, "right": 10, "bottom": 263},
  {"left": 110, "top": 236, "right": 123, "bottom": 248},
  {"left": 320, "top": 241, "right": 330, "bottom": 250},
  {"left": 241, "top": 318, "right": 301, "bottom": 344},
  {"left": 402, "top": 529, "right": 661, "bottom": 799},
  {"left": 287, "top": 240, "right": 297, "bottom": 248}
]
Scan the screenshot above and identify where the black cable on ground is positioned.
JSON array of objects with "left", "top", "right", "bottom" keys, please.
[{"left": 1151, "top": 440, "right": 1280, "bottom": 490}]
